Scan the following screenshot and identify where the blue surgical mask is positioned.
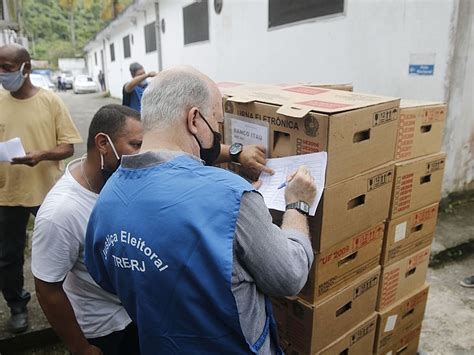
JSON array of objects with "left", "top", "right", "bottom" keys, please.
[{"left": 0, "top": 63, "right": 27, "bottom": 92}]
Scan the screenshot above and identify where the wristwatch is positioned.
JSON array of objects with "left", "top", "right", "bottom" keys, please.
[
  {"left": 286, "top": 201, "right": 310, "bottom": 216},
  {"left": 229, "top": 143, "right": 243, "bottom": 163}
]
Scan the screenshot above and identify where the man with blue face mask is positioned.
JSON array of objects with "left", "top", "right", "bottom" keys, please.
[
  {"left": 85, "top": 67, "right": 317, "bottom": 354},
  {"left": 0, "top": 44, "right": 82, "bottom": 334}
]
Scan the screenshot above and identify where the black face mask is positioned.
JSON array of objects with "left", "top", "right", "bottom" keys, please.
[{"left": 194, "top": 112, "right": 222, "bottom": 166}]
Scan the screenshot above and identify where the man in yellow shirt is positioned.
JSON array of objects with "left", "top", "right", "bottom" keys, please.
[{"left": 0, "top": 44, "right": 82, "bottom": 333}]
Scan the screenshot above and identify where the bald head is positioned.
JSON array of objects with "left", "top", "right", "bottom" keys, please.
[
  {"left": 141, "top": 66, "right": 221, "bottom": 131},
  {"left": 0, "top": 44, "right": 30, "bottom": 64}
]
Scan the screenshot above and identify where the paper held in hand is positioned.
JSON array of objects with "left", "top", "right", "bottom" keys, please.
[
  {"left": 0, "top": 137, "right": 26, "bottom": 162},
  {"left": 257, "top": 152, "right": 327, "bottom": 216}
]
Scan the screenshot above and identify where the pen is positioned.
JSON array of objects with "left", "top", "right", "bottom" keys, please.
[{"left": 277, "top": 182, "right": 287, "bottom": 189}]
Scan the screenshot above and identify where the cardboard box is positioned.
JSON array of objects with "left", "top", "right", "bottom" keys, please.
[
  {"left": 222, "top": 85, "right": 399, "bottom": 185},
  {"left": 299, "top": 222, "right": 384, "bottom": 304},
  {"left": 280, "top": 314, "right": 377, "bottom": 355},
  {"left": 375, "top": 321, "right": 423, "bottom": 355},
  {"left": 272, "top": 163, "right": 394, "bottom": 251},
  {"left": 273, "top": 267, "right": 380, "bottom": 354},
  {"left": 395, "top": 100, "right": 446, "bottom": 162},
  {"left": 318, "top": 314, "right": 377, "bottom": 355},
  {"left": 382, "top": 203, "right": 439, "bottom": 266},
  {"left": 374, "top": 284, "right": 429, "bottom": 354},
  {"left": 390, "top": 152, "right": 445, "bottom": 219},
  {"left": 377, "top": 246, "right": 431, "bottom": 311}
]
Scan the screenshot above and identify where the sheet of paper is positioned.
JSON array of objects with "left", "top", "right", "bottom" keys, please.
[
  {"left": 0, "top": 137, "right": 26, "bottom": 162},
  {"left": 257, "top": 152, "right": 327, "bottom": 216},
  {"left": 384, "top": 315, "right": 398, "bottom": 332}
]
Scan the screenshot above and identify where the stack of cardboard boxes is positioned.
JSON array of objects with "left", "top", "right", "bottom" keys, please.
[
  {"left": 218, "top": 83, "right": 446, "bottom": 354},
  {"left": 374, "top": 100, "right": 446, "bottom": 355}
]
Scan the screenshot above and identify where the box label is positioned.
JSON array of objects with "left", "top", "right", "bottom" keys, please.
[
  {"left": 394, "top": 222, "right": 407, "bottom": 243},
  {"left": 426, "top": 158, "right": 445, "bottom": 173},
  {"left": 395, "top": 113, "right": 416, "bottom": 160},
  {"left": 408, "top": 249, "right": 430, "bottom": 268},
  {"left": 393, "top": 173, "right": 414, "bottom": 214},
  {"left": 354, "top": 275, "right": 378, "bottom": 299},
  {"left": 373, "top": 107, "right": 398, "bottom": 127},
  {"left": 229, "top": 115, "right": 269, "bottom": 151},
  {"left": 422, "top": 107, "right": 445, "bottom": 124},
  {"left": 352, "top": 224, "right": 384, "bottom": 250},
  {"left": 405, "top": 289, "right": 429, "bottom": 310},
  {"left": 384, "top": 315, "right": 398, "bottom": 333},
  {"left": 414, "top": 205, "right": 438, "bottom": 224},
  {"left": 380, "top": 268, "right": 401, "bottom": 308},
  {"left": 283, "top": 86, "right": 328, "bottom": 95},
  {"left": 368, "top": 170, "right": 393, "bottom": 191},
  {"left": 350, "top": 320, "right": 376, "bottom": 345}
]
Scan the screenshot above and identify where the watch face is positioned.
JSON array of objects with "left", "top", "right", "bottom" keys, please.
[
  {"left": 230, "top": 143, "right": 243, "bottom": 155},
  {"left": 300, "top": 202, "right": 310, "bottom": 213}
]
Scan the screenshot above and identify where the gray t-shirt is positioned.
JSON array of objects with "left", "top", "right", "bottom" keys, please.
[{"left": 121, "top": 150, "right": 314, "bottom": 354}]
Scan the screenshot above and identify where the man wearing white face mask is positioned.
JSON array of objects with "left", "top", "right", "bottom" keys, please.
[
  {"left": 0, "top": 44, "right": 82, "bottom": 334},
  {"left": 32, "top": 105, "right": 142, "bottom": 355}
]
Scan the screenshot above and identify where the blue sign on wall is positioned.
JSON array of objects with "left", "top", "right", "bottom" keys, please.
[{"left": 409, "top": 64, "right": 435, "bottom": 76}]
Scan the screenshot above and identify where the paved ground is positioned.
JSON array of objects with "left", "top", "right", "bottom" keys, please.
[
  {"left": 58, "top": 91, "right": 120, "bottom": 159},
  {"left": 0, "top": 92, "right": 473, "bottom": 354}
]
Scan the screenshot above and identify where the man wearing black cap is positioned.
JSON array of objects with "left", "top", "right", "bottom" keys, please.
[{"left": 122, "top": 62, "right": 156, "bottom": 112}]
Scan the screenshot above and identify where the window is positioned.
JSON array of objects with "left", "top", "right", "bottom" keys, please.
[
  {"left": 268, "top": 0, "right": 344, "bottom": 28},
  {"left": 123, "top": 35, "right": 131, "bottom": 58},
  {"left": 94, "top": 52, "right": 98, "bottom": 66},
  {"left": 144, "top": 22, "right": 157, "bottom": 53},
  {"left": 110, "top": 43, "right": 115, "bottom": 62},
  {"left": 0, "top": 1, "right": 4, "bottom": 21},
  {"left": 183, "top": 0, "right": 209, "bottom": 45}
]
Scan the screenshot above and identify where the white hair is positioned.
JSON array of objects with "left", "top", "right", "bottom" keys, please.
[{"left": 141, "top": 67, "right": 214, "bottom": 131}]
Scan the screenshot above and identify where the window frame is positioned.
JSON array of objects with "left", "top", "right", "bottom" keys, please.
[
  {"left": 268, "top": 0, "right": 345, "bottom": 30},
  {"left": 144, "top": 21, "right": 157, "bottom": 53},
  {"left": 123, "top": 35, "right": 131, "bottom": 59}
]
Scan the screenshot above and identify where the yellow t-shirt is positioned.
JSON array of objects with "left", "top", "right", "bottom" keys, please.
[{"left": 0, "top": 88, "right": 82, "bottom": 207}]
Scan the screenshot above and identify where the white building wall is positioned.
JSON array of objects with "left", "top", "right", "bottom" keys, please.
[{"left": 84, "top": 0, "right": 473, "bottom": 195}]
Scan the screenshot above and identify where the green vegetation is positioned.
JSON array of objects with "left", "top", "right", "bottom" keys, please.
[{"left": 21, "top": 0, "right": 132, "bottom": 66}]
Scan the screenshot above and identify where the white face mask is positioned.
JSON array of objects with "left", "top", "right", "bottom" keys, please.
[{"left": 0, "top": 63, "right": 27, "bottom": 92}]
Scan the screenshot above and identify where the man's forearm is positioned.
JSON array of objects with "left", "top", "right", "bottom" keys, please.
[
  {"left": 35, "top": 278, "right": 91, "bottom": 353},
  {"left": 215, "top": 144, "right": 231, "bottom": 164},
  {"left": 42, "top": 143, "right": 74, "bottom": 161},
  {"left": 124, "top": 73, "right": 148, "bottom": 93},
  {"left": 281, "top": 209, "right": 310, "bottom": 237}
]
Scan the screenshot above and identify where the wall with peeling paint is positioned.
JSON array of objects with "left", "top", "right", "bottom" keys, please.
[{"left": 442, "top": 0, "right": 474, "bottom": 196}]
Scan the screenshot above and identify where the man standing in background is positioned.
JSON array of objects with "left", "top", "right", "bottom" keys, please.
[
  {"left": 122, "top": 62, "right": 156, "bottom": 112},
  {"left": 0, "top": 44, "right": 82, "bottom": 334}
]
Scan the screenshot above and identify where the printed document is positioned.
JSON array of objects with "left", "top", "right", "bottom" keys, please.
[
  {"left": 0, "top": 137, "right": 26, "bottom": 162},
  {"left": 258, "top": 152, "right": 327, "bottom": 216}
]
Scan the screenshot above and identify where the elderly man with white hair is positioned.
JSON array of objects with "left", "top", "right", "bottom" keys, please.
[{"left": 85, "top": 66, "right": 317, "bottom": 354}]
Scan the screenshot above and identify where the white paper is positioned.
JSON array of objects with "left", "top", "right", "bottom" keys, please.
[
  {"left": 257, "top": 152, "right": 327, "bottom": 216},
  {"left": 0, "top": 137, "right": 26, "bottom": 162},
  {"left": 394, "top": 222, "right": 407, "bottom": 243},
  {"left": 384, "top": 315, "right": 398, "bottom": 332},
  {"left": 230, "top": 117, "right": 269, "bottom": 152},
  {"left": 386, "top": 351, "right": 393, "bottom": 355}
]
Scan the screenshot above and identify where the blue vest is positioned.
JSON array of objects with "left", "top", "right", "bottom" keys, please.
[
  {"left": 85, "top": 155, "right": 283, "bottom": 354},
  {"left": 130, "top": 84, "right": 146, "bottom": 112}
]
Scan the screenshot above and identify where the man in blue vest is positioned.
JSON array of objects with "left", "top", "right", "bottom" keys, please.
[
  {"left": 122, "top": 62, "right": 156, "bottom": 112},
  {"left": 85, "top": 66, "right": 316, "bottom": 354}
]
